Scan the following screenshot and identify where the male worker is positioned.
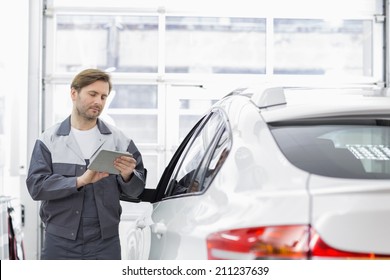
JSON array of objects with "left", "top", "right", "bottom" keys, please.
[{"left": 26, "top": 68, "right": 146, "bottom": 259}]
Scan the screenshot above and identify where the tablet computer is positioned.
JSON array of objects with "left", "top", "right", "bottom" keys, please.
[{"left": 88, "top": 149, "right": 133, "bottom": 174}]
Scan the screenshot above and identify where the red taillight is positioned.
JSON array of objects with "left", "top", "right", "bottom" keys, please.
[
  {"left": 207, "top": 225, "right": 310, "bottom": 260},
  {"left": 310, "top": 230, "right": 390, "bottom": 259},
  {"left": 207, "top": 225, "right": 390, "bottom": 260}
]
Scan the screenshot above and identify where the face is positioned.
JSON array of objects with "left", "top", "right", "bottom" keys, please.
[{"left": 71, "top": 80, "right": 109, "bottom": 121}]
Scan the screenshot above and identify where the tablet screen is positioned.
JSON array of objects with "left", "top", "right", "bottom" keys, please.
[{"left": 88, "top": 149, "right": 133, "bottom": 174}]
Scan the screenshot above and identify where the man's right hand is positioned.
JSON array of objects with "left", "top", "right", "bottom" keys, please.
[{"left": 76, "top": 169, "right": 109, "bottom": 188}]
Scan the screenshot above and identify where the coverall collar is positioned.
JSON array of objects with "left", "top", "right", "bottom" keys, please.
[{"left": 56, "top": 116, "right": 112, "bottom": 136}]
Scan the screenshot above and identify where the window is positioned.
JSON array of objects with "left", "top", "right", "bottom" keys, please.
[
  {"left": 191, "top": 127, "right": 230, "bottom": 193},
  {"left": 107, "top": 84, "right": 158, "bottom": 144},
  {"left": 110, "top": 85, "right": 157, "bottom": 109},
  {"left": 165, "top": 16, "right": 266, "bottom": 74},
  {"left": 274, "top": 19, "right": 373, "bottom": 76},
  {"left": 270, "top": 118, "right": 390, "bottom": 179},
  {"left": 55, "top": 15, "right": 158, "bottom": 73},
  {"left": 165, "top": 111, "right": 230, "bottom": 197}
]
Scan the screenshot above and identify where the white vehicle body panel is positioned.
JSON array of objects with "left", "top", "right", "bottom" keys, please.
[{"left": 309, "top": 175, "right": 390, "bottom": 254}]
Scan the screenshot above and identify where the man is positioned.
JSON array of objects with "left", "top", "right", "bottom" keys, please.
[{"left": 26, "top": 68, "right": 146, "bottom": 259}]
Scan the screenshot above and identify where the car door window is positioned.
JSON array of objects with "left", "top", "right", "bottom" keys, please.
[
  {"left": 165, "top": 111, "right": 226, "bottom": 197},
  {"left": 190, "top": 127, "right": 231, "bottom": 193}
]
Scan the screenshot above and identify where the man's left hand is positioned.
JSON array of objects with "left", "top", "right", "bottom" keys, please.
[{"left": 114, "top": 155, "right": 136, "bottom": 182}]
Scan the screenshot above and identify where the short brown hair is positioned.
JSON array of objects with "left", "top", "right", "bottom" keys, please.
[{"left": 71, "top": 68, "right": 112, "bottom": 93}]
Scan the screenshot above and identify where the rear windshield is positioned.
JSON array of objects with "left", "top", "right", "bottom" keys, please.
[{"left": 269, "top": 119, "right": 390, "bottom": 179}]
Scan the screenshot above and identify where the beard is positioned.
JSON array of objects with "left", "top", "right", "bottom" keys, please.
[{"left": 76, "top": 105, "right": 102, "bottom": 121}]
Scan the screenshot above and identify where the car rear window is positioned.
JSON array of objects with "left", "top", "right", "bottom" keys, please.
[{"left": 269, "top": 118, "right": 390, "bottom": 179}]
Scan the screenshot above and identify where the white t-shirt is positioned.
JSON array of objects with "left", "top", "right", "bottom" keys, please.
[{"left": 71, "top": 125, "right": 100, "bottom": 160}]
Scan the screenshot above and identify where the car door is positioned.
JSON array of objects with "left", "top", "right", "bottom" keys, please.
[{"left": 147, "top": 109, "right": 231, "bottom": 259}]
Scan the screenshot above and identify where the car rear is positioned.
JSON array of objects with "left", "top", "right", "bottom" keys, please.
[
  {"left": 266, "top": 93, "right": 390, "bottom": 259},
  {"left": 207, "top": 88, "right": 390, "bottom": 260}
]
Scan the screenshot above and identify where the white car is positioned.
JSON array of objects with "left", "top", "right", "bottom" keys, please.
[{"left": 125, "top": 86, "right": 390, "bottom": 260}]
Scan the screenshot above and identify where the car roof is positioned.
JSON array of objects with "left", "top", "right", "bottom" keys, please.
[{"left": 230, "top": 87, "right": 390, "bottom": 123}]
